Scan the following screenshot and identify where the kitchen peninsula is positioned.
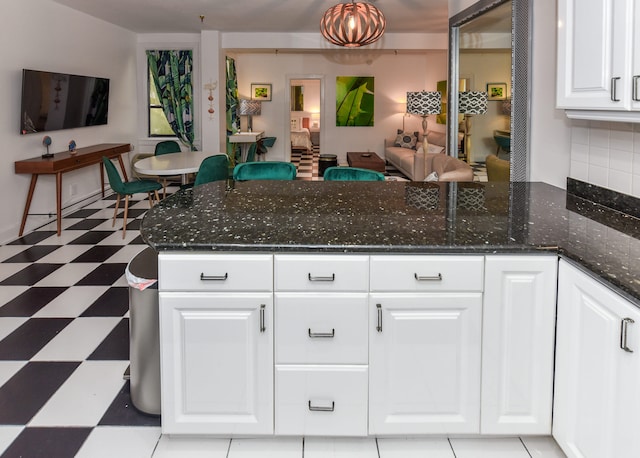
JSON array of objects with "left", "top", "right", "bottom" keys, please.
[{"left": 141, "top": 179, "right": 640, "bottom": 456}]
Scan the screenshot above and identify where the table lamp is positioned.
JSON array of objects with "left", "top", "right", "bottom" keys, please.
[
  {"left": 406, "top": 91, "right": 441, "bottom": 153},
  {"left": 458, "top": 91, "right": 488, "bottom": 163},
  {"left": 239, "top": 99, "right": 261, "bottom": 132}
]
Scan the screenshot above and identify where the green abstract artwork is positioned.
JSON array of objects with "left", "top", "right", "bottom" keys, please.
[{"left": 336, "top": 76, "right": 374, "bottom": 127}]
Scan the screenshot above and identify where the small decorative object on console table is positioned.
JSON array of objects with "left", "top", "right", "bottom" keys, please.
[
  {"left": 42, "top": 136, "right": 53, "bottom": 158},
  {"left": 68, "top": 140, "right": 77, "bottom": 155},
  {"left": 406, "top": 91, "right": 441, "bottom": 154}
]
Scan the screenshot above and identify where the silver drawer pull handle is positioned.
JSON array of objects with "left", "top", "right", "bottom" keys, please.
[
  {"left": 620, "top": 317, "right": 634, "bottom": 353},
  {"left": 308, "top": 328, "right": 335, "bottom": 338},
  {"left": 376, "top": 303, "right": 382, "bottom": 333},
  {"left": 308, "top": 273, "right": 335, "bottom": 282},
  {"left": 633, "top": 75, "right": 640, "bottom": 101},
  {"left": 611, "top": 77, "right": 621, "bottom": 102},
  {"left": 414, "top": 273, "right": 443, "bottom": 281},
  {"left": 260, "top": 304, "right": 266, "bottom": 333},
  {"left": 308, "top": 401, "right": 335, "bottom": 412},
  {"left": 200, "top": 272, "right": 228, "bottom": 281}
]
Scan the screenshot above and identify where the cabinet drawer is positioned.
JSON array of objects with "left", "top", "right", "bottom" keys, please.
[
  {"left": 275, "top": 365, "right": 368, "bottom": 436},
  {"left": 158, "top": 253, "right": 273, "bottom": 291},
  {"left": 275, "top": 293, "right": 368, "bottom": 364},
  {"left": 275, "top": 255, "right": 368, "bottom": 291},
  {"left": 370, "top": 256, "right": 484, "bottom": 292}
]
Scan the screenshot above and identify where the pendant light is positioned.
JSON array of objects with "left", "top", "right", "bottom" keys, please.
[{"left": 320, "top": 1, "right": 386, "bottom": 48}]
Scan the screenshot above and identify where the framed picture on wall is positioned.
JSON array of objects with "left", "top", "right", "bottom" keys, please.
[
  {"left": 251, "top": 83, "right": 272, "bottom": 101},
  {"left": 486, "top": 82, "right": 507, "bottom": 101}
]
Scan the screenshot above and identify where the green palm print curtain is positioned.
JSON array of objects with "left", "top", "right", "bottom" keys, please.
[
  {"left": 225, "top": 56, "right": 240, "bottom": 165},
  {"left": 147, "top": 50, "right": 195, "bottom": 150}
]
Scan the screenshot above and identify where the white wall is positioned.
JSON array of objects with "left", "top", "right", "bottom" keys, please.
[
  {"left": 1, "top": 0, "right": 137, "bottom": 242},
  {"left": 232, "top": 51, "right": 448, "bottom": 164}
]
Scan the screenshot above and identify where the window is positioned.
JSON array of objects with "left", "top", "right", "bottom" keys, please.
[{"left": 148, "top": 68, "right": 174, "bottom": 137}]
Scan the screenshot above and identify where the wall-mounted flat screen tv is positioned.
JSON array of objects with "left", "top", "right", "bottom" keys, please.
[{"left": 20, "top": 69, "right": 109, "bottom": 135}]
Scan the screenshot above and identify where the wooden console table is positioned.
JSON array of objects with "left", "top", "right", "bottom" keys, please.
[{"left": 15, "top": 143, "right": 131, "bottom": 236}]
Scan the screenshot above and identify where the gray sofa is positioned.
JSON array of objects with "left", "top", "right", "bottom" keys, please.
[{"left": 384, "top": 131, "right": 472, "bottom": 181}]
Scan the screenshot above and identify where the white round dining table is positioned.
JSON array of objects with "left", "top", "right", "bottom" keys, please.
[{"left": 134, "top": 151, "right": 222, "bottom": 185}]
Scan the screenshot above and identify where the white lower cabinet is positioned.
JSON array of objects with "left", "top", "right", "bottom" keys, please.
[
  {"left": 481, "top": 256, "right": 558, "bottom": 435},
  {"left": 369, "top": 255, "right": 484, "bottom": 435},
  {"left": 553, "top": 260, "right": 640, "bottom": 458}
]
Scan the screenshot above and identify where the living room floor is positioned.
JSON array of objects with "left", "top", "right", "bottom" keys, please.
[
  {"left": 290, "top": 147, "right": 488, "bottom": 182},
  {"left": 0, "top": 183, "right": 563, "bottom": 458}
]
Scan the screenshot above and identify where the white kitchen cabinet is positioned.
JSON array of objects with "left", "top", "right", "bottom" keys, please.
[
  {"left": 158, "top": 253, "right": 274, "bottom": 435},
  {"left": 369, "top": 255, "right": 484, "bottom": 435},
  {"left": 481, "top": 256, "right": 557, "bottom": 435},
  {"left": 553, "top": 260, "right": 640, "bottom": 458},
  {"left": 557, "top": 0, "right": 634, "bottom": 110},
  {"left": 274, "top": 254, "right": 369, "bottom": 436}
]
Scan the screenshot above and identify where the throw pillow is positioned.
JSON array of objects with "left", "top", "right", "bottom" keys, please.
[
  {"left": 425, "top": 171, "right": 439, "bottom": 182},
  {"left": 394, "top": 129, "right": 419, "bottom": 149},
  {"left": 427, "top": 144, "right": 445, "bottom": 154}
]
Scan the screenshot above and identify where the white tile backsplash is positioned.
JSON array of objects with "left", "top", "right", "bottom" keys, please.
[{"left": 569, "top": 121, "right": 640, "bottom": 198}]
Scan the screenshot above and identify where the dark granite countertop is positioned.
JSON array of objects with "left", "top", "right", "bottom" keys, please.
[{"left": 140, "top": 180, "right": 640, "bottom": 305}]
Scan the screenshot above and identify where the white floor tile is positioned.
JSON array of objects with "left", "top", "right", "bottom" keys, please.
[
  {"left": 98, "top": 231, "right": 141, "bottom": 245},
  {"left": 304, "top": 438, "right": 378, "bottom": 458},
  {"left": 34, "top": 262, "right": 101, "bottom": 286},
  {"left": 0, "top": 318, "right": 28, "bottom": 342},
  {"left": 93, "top": 220, "right": 123, "bottom": 231},
  {"left": 36, "top": 245, "right": 92, "bottom": 263},
  {"left": 0, "top": 264, "right": 29, "bottom": 282},
  {"left": 0, "top": 361, "right": 27, "bottom": 387},
  {"left": 105, "top": 244, "right": 147, "bottom": 263},
  {"left": 75, "top": 426, "right": 161, "bottom": 458},
  {"left": 450, "top": 438, "right": 530, "bottom": 458},
  {"left": 0, "top": 426, "right": 24, "bottom": 455},
  {"left": 153, "top": 435, "right": 230, "bottom": 458},
  {"left": 0, "top": 246, "right": 28, "bottom": 262},
  {"left": 228, "top": 438, "right": 302, "bottom": 457},
  {"left": 112, "top": 273, "right": 129, "bottom": 287},
  {"left": 31, "top": 317, "right": 120, "bottom": 360},
  {"left": 0, "top": 286, "right": 29, "bottom": 307},
  {"left": 34, "top": 218, "right": 82, "bottom": 232},
  {"left": 377, "top": 437, "right": 455, "bottom": 458},
  {"left": 29, "top": 360, "right": 128, "bottom": 427},
  {"left": 522, "top": 436, "right": 567, "bottom": 457},
  {"left": 33, "top": 286, "right": 109, "bottom": 318}
]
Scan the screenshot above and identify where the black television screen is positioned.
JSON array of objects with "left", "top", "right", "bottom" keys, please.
[{"left": 20, "top": 69, "right": 109, "bottom": 135}]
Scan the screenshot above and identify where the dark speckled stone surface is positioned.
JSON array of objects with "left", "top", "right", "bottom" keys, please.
[{"left": 141, "top": 180, "right": 640, "bottom": 305}]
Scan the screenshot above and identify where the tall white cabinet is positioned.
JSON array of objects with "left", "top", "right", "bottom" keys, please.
[
  {"left": 481, "top": 256, "right": 557, "bottom": 435},
  {"left": 557, "top": 0, "right": 640, "bottom": 119},
  {"left": 554, "top": 260, "right": 640, "bottom": 458}
]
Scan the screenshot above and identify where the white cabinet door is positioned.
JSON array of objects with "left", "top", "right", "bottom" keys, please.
[
  {"left": 554, "top": 261, "right": 640, "bottom": 458},
  {"left": 160, "top": 292, "right": 273, "bottom": 435},
  {"left": 481, "top": 256, "right": 557, "bottom": 435},
  {"left": 369, "top": 293, "right": 482, "bottom": 435},
  {"left": 557, "top": 0, "right": 633, "bottom": 110}
]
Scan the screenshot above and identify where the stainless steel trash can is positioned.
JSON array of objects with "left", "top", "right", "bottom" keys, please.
[{"left": 126, "top": 247, "right": 160, "bottom": 416}]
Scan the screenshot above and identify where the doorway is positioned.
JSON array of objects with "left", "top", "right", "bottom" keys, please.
[{"left": 286, "top": 76, "right": 323, "bottom": 171}]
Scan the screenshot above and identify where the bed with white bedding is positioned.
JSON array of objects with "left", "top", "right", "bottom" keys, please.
[{"left": 290, "top": 127, "right": 313, "bottom": 150}]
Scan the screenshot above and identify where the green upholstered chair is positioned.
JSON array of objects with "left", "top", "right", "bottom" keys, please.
[
  {"left": 194, "top": 154, "right": 230, "bottom": 186},
  {"left": 154, "top": 140, "right": 182, "bottom": 156},
  {"left": 154, "top": 140, "right": 182, "bottom": 196},
  {"left": 102, "top": 157, "right": 162, "bottom": 238},
  {"left": 245, "top": 143, "right": 258, "bottom": 163},
  {"left": 486, "top": 154, "right": 511, "bottom": 182},
  {"left": 323, "top": 166, "right": 385, "bottom": 181},
  {"left": 233, "top": 161, "right": 297, "bottom": 181}
]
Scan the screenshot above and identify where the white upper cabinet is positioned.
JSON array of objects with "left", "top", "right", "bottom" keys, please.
[{"left": 557, "top": 0, "right": 640, "bottom": 120}]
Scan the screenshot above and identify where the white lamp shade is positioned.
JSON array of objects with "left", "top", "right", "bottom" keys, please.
[
  {"left": 458, "top": 91, "right": 488, "bottom": 114},
  {"left": 406, "top": 91, "right": 441, "bottom": 115},
  {"left": 239, "top": 99, "right": 261, "bottom": 116}
]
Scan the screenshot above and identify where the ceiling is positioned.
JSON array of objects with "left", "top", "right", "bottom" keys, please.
[{"left": 50, "top": 0, "right": 450, "bottom": 35}]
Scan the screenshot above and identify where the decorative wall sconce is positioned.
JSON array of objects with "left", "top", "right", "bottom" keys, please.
[{"left": 204, "top": 80, "right": 218, "bottom": 120}]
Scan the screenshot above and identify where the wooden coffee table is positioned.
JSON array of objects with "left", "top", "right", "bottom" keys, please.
[{"left": 346, "top": 152, "right": 386, "bottom": 173}]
